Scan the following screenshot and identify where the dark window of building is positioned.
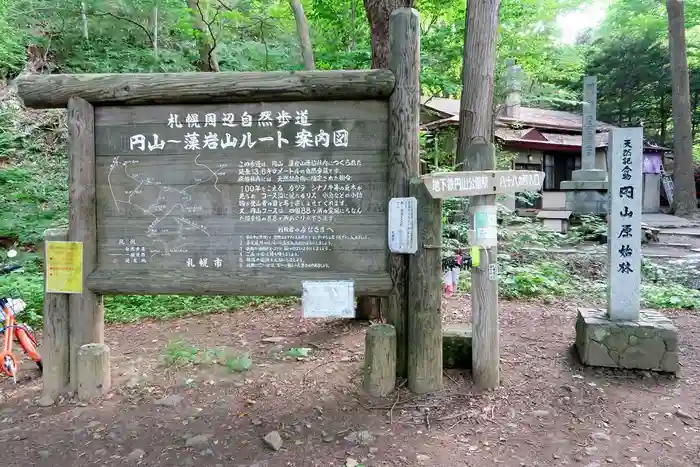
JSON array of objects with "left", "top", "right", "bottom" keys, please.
[{"left": 543, "top": 153, "right": 581, "bottom": 191}]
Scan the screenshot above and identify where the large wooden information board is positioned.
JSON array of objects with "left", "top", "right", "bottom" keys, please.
[{"left": 94, "top": 100, "right": 390, "bottom": 294}]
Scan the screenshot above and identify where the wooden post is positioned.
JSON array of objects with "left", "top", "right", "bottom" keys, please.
[
  {"left": 407, "top": 178, "right": 443, "bottom": 394},
  {"left": 363, "top": 324, "right": 397, "bottom": 397},
  {"left": 467, "top": 144, "right": 500, "bottom": 389},
  {"left": 41, "top": 228, "right": 70, "bottom": 403},
  {"left": 76, "top": 343, "right": 111, "bottom": 401},
  {"left": 387, "top": 7, "right": 421, "bottom": 378},
  {"left": 67, "top": 96, "right": 105, "bottom": 392}
]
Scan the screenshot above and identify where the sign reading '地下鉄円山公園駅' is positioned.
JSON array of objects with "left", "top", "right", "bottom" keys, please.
[{"left": 422, "top": 170, "right": 546, "bottom": 199}]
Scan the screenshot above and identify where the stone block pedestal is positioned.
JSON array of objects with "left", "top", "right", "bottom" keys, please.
[
  {"left": 575, "top": 308, "right": 679, "bottom": 373},
  {"left": 442, "top": 324, "right": 472, "bottom": 369},
  {"left": 561, "top": 180, "right": 609, "bottom": 215}
]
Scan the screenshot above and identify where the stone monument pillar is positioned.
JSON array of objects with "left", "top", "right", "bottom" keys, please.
[
  {"left": 561, "top": 76, "right": 608, "bottom": 213},
  {"left": 574, "top": 127, "right": 679, "bottom": 373}
]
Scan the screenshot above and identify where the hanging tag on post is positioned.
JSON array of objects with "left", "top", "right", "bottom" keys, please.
[
  {"left": 470, "top": 245, "right": 480, "bottom": 268},
  {"left": 472, "top": 205, "right": 498, "bottom": 248},
  {"left": 488, "top": 263, "right": 498, "bottom": 281}
]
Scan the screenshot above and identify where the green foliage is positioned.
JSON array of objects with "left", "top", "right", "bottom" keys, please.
[
  {"left": 162, "top": 340, "right": 252, "bottom": 372},
  {"left": 163, "top": 339, "right": 199, "bottom": 368},
  {"left": 642, "top": 283, "right": 700, "bottom": 309},
  {"left": 499, "top": 261, "right": 575, "bottom": 299},
  {"left": 0, "top": 103, "right": 67, "bottom": 245}
]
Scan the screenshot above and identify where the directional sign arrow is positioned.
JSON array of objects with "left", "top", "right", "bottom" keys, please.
[{"left": 421, "top": 170, "right": 546, "bottom": 199}]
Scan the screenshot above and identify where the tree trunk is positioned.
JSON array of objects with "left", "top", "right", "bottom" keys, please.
[
  {"left": 187, "top": 0, "right": 220, "bottom": 72},
  {"left": 666, "top": 0, "right": 696, "bottom": 216},
  {"left": 289, "top": 0, "right": 316, "bottom": 70},
  {"left": 81, "top": 1, "right": 89, "bottom": 40},
  {"left": 350, "top": 0, "right": 357, "bottom": 51},
  {"left": 152, "top": 6, "right": 159, "bottom": 60},
  {"left": 356, "top": 0, "right": 412, "bottom": 320},
  {"left": 455, "top": 0, "right": 501, "bottom": 389},
  {"left": 363, "top": 0, "right": 413, "bottom": 68}
]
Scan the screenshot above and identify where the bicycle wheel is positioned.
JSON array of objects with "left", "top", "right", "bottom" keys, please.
[
  {"left": 0, "top": 352, "right": 17, "bottom": 378},
  {"left": 15, "top": 326, "right": 42, "bottom": 373}
]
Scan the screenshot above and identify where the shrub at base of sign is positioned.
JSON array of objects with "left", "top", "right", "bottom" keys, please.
[{"left": 575, "top": 308, "right": 679, "bottom": 373}]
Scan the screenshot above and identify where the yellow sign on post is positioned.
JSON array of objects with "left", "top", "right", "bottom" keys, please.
[{"left": 45, "top": 241, "right": 83, "bottom": 294}]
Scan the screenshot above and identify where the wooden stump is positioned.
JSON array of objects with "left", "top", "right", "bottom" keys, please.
[
  {"left": 363, "top": 324, "right": 397, "bottom": 397},
  {"left": 76, "top": 343, "right": 111, "bottom": 401},
  {"left": 42, "top": 228, "right": 70, "bottom": 402}
]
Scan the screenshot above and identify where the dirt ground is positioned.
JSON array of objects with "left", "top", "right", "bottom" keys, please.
[{"left": 0, "top": 296, "right": 698, "bottom": 467}]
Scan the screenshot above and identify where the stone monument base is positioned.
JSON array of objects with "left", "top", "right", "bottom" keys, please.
[
  {"left": 560, "top": 179, "right": 609, "bottom": 215},
  {"left": 442, "top": 324, "right": 472, "bottom": 369},
  {"left": 575, "top": 308, "right": 679, "bottom": 372}
]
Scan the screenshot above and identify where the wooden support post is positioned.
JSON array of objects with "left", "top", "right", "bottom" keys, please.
[
  {"left": 67, "top": 96, "right": 105, "bottom": 392},
  {"left": 468, "top": 144, "right": 500, "bottom": 389},
  {"left": 76, "top": 343, "right": 111, "bottom": 401},
  {"left": 407, "top": 178, "right": 443, "bottom": 394},
  {"left": 41, "top": 228, "right": 70, "bottom": 403},
  {"left": 387, "top": 7, "right": 421, "bottom": 378},
  {"left": 363, "top": 324, "right": 397, "bottom": 397}
]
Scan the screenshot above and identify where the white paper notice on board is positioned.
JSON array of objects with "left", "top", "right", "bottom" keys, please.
[
  {"left": 301, "top": 280, "right": 355, "bottom": 318},
  {"left": 388, "top": 197, "right": 418, "bottom": 254}
]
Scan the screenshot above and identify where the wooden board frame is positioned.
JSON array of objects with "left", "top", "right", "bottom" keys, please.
[
  {"left": 15, "top": 17, "right": 422, "bottom": 300},
  {"left": 18, "top": 7, "right": 424, "bottom": 393}
]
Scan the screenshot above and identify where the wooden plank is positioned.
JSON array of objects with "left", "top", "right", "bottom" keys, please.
[
  {"left": 67, "top": 97, "right": 105, "bottom": 393},
  {"left": 86, "top": 269, "right": 392, "bottom": 296},
  {"left": 407, "top": 178, "right": 443, "bottom": 394},
  {"left": 421, "top": 170, "right": 545, "bottom": 198},
  {"left": 386, "top": 7, "right": 422, "bottom": 377},
  {"left": 16, "top": 70, "right": 396, "bottom": 109},
  {"left": 42, "top": 228, "right": 70, "bottom": 403},
  {"left": 93, "top": 101, "right": 391, "bottom": 296},
  {"left": 94, "top": 100, "right": 389, "bottom": 126}
]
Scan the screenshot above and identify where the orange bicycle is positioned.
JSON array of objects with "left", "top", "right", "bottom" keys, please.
[{"left": 0, "top": 249, "right": 42, "bottom": 383}]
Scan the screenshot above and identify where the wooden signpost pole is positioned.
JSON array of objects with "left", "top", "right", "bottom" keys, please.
[
  {"left": 466, "top": 144, "right": 499, "bottom": 389},
  {"left": 422, "top": 162, "right": 545, "bottom": 389},
  {"left": 387, "top": 8, "right": 421, "bottom": 378}
]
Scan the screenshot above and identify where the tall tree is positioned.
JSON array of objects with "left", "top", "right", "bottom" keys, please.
[
  {"left": 667, "top": 0, "right": 696, "bottom": 216},
  {"left": 289, "top": 0, "right": 316, "bottom": 70},
  {"left": 455, "top": 0, "right": 501, "bottom": 389},
  {"left": 363, "top": 0, "right": 413, "bottom": 68},
  {"left": 187, "top": 0, "right": 220, "bottom": 71}
]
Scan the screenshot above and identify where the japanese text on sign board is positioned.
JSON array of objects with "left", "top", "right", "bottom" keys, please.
[
  {"left": 99, "top": 102, "right": 388, "bottom": 274},
  {"left": 128, "top": 110, "right": 350, "bottom": 152},
  {"left": 616, "top": 138, "right": 635, "bottom": 275}
]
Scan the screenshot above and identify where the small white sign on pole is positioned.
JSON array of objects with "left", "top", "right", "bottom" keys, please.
[
  {"left": 472, "top": 205, "right": 498, "bottom": 248},
  {"left": 301, "top": 280, "right": 355, "bottom": 318},
  {"left": 388, "top": 197, "right": 418, "bottom": 254}
]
